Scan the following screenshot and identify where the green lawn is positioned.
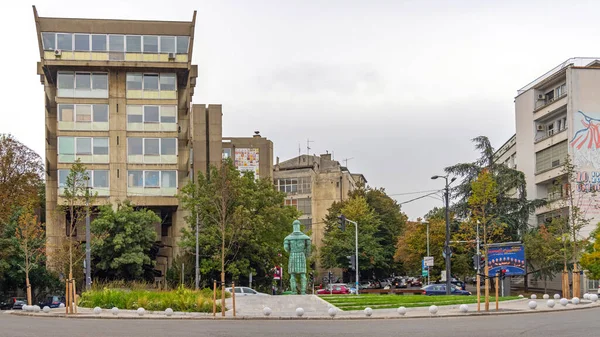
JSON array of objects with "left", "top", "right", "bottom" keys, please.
[{"left": 320, "top": 294, "right": 520, "bottom": 311}]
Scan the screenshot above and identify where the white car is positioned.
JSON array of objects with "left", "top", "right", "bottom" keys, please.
[{"left": 225, "top": 287, "right": 269, "bottom": 296}]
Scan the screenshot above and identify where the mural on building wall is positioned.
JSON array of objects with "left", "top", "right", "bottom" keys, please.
[
  {"left": 570, "top": 110, "right": 600, "bottom": 216},
  {"left": 235, "top": 148, "right": 260, "bottom": 177}
]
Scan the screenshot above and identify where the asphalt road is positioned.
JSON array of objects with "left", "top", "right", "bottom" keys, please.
[{"left": 1, "top": 307, "right": 599, "bottom": 337}]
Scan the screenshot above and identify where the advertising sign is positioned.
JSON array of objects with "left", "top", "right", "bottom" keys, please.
[
  {"left": 421, "top": 259, "right": 428, "bottom": 277},
  {"left": 487, "top": 243, "right": 526, "bottom": 276},
  {"left": 424, "top": 256, "right": 434, "bottom": 267},
  {"left": 235, "top": 148, "right": 260, "bottom": 177}
]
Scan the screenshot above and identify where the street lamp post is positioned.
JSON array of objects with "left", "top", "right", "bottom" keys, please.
[
  {"left": 431, "top": 175, "right": 455, "bottom": 295},
  {"left": 339, "top": 215, "right": 359, "bottom": 295},
  {"left": 420, "top": 221, "right": 430, "bottom": 285}
]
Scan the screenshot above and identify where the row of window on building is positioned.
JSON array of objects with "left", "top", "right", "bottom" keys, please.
[
  {"left": 57, "top": 170, "right": 177, "bottom": 190},
  {"left": 276, "top": 177, "right": 312, "bottom": 194},
  {"left": 55, "top": 72, "right": 177, "bottom": 98},
  {"left": 56, "top": 104, "right": 178, "bottom": 129},
  {"left": 57, "top": 137, "right": 178, "bottom": 161},
  {"left": 42, "top": 32, "right": 189, "bottom": 54}
]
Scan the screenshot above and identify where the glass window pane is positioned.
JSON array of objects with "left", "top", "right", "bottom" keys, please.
[
  {"left": 143, "top": 74, "right": 159, "bottom": 91},
  {"left": 58, "top": 137, "right": 74, "bottom": 154},
  {"left": 145, "top": 139, "right": 160, "bottom": 155},
  {"left": 160, "top": 106, "right": 176, "bottom": 123},
  {"left": 128, "top": 138, "right": 143, "bottom": 155},
  {"left": 57, "top": 33, "right": 72, "bottom": 51},
  {"left": 58, "top": 170, "right": 69, "bottom": 188},
  {"left": 58, "top": 104, "right": 74, "bottom": 122},
  {"left": 160, "top": 74, "right": 176, "bottom": 91},
  {"left": 126, "top": 36, "right": 141, "bottom": 52},
  {"left": 93, "top": 170, "right": 109, "bottom": 188},
  {"left": 91, "top": 35, "right": 107, "bottom": 51},
  {"left": 93, "top": 138, "right": 109, "bottom": 155},
  {"left": 160, "top": 36, "right": 175, "bottom": 53},
  {"left": 109, "top": 35, "right": 124, "bottom": 52},
  {"left": 76, "top": 138, "right": 92, "bottom": 155},
  {"left": 144, "top": 106, "right": 159, "bottom": 122},
  {"left": 74, "top": 34, "right": 90, "bottom": 51},
  {"left": 92, "top": 74, "right": 108, "bottom": 90},
  {"left": 75, "top": 73, "right": 91, "bottom": 89},
  {"left": 76, "top": 105, "right": 92, "bottom": 122},
  {"left": 42, "top": 33, "right": 55, "bottom": 50},
  {"left": 126, "top": 73, "right": 142, "bottom": 90},
  {"left": 143, "top": 36, "right": 158, "bottom": 53},
  {"left": 144, "top": 171, "right": 160, "bottom": 187},
  {"left": 161, "top": 171, "right": 176, "bottom": 188},
  {"left": 161, "top": 138, "right": 176, "bottom": 155},
  {"left": 128, "top": 171, "right": 143, "bottom": 187},
  {"left": 58, "top": 73, "right": 74, "bottom": 89},
  {"left": 176, "top": 36, "right": 189, "bottom": 54},
  {"left": 93, "top": 105, "right": 108, "bottom": 122},
  {"left": 127, "top": 106, "right": 143, "bottom": 123}
]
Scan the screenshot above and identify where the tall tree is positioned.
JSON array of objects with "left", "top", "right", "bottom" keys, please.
[
  {"left": 15, "top": 206, "right": 45, "bottom": 305},
  {"left": 581, "top": 223, "right": 600, "bottom": 280},
  {"left": 91, "top": 201, "right": 159, "bottom": 281},
  {"left": 394, "top": 217, "right": 446, "bottom": 277},
  {"left": 523, "top": 225, "right": 563, "bottom": 293}
]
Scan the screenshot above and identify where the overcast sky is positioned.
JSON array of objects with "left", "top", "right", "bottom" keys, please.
[{"left": 2, "top": 0, "right": 600, "bottom": 219}]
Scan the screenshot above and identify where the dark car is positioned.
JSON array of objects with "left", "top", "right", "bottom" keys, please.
[
  {"left": 421, "top": 284, "right": 471, "bottom": 296},
  {"left": 1, "top": 298, "right": 25, "bottom": 310},
  {"left": 38, "top": 295, "right": 65, "bottom": 309},
  {"left": 12, "top": 300, "right": 25, "bottom": 310}
]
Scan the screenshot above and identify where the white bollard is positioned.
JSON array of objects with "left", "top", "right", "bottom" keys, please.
[
  {"left": 590, "top": 294, "right": 598, "bottom": 302},
  {"left": 263, "top": 307, "right": 272, "bottom": 317},
  {"left": 530, "top": 294, "right": 537, "bottom": 299},
  {"left": 543, "top": 294, "right": 549, "bottom": 300},
  {"left": 397, "top": 306, "right": 407, "bottom": 316},
  {"left": 429, "top": 305, "right": 438, "bottom": 315},
  {"left": 528, "top": 301, "right": 537, "bottom": 310},
  {"left": 93, "top": 307, "right": 102, "bottom": 315},
  {"left": 59, "top": 303, "right": 65, "bottom": 309},
  {"left": 553, "top": 294, "right": 560, "bottom": 300},
  {"left": 546, "top": 300, "right": 555, "bottom": 308},
  {"left": 572, "top": 297, "right": 580, "bottom": 305},
  {"left": 42, "top": 306, "right": 50, "bottom": 313},
  {"left": 33, "top": 305, "right": 41, "bottom": 313},
  {"left": 560, "top": 298, "right": 568, "bottom": 306},
  {"left": 328, "top": 307, "right": 337, "bottom": 318},
  {"left": 459, "top": 304, "right": 469, "bottom": 313},
  {"left": 518, "top": 294, "right": 524, "bottom": 298},
  {"left": 111, "top": 307, "right": 119, "bottom": 316},
  {"left": 295, "top": 307, "right": 304, "bottom": 317},
  {"left": 364, "top": 307, "right": 373, "bottom": 317},
  {"left": 583, "top": 293, "right": 590, "bottom": 300},
  {"left": 165, "top": 308, "right": 174, "bottom": 317}
]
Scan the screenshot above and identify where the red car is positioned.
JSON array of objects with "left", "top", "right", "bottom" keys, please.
[{"left": 317, "top": 284, "right": 351, "bottom": 295}]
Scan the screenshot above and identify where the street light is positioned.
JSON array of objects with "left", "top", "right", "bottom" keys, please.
[
  {"left": 339, "top": 215, "right": 359, "bottom": 295},
  {"left": 431, "top": 174, "right": 456, "bottom": 295}
]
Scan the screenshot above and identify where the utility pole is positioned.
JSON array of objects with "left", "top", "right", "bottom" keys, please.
[
  {"left": 339, "top": 215, "right": 359, "bottom": 295},
  {"left": 431, "top": 175, "right": 455, "bottom": 295}
]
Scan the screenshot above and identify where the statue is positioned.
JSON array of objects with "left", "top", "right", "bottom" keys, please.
[{"left": 283, "top": 220, "right": 311, "bottom": 294}]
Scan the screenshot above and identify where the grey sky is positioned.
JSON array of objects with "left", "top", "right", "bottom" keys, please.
[{"left": 2, "top": 0, "right": 600, "bottom": 219}]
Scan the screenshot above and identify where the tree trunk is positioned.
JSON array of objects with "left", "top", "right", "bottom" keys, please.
[
  {"left": 26, "top": 274, "right": 32, "bottom": 306},
  {"left": 544, "top": 275, "right": 547, "bottom": 294}
]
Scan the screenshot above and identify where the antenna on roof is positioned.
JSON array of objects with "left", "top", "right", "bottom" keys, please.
[
  {"left": 343, "top": 157, "right": 354, "bottom": 167},
  {"left": 307, "top": 139, "right": 314, "bottom": 155}
]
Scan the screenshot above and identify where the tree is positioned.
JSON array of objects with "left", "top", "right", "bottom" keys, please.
[
  {"left": 90, "top": 201, "right": 159, "bottom": 281},
  {"left": 178, "top": 160, "right": 298, "bottom": 292},
  {"left": 581, "top": 223, "right": 600, "bottom": 280},
  {"left": 523, "top": 225, "right": 563, "bottom": 293},
  {"left": 394, "top": 217, "right": 446, "bottom": 278},
  {"left": 0, "top": 134, "right": 44, "bottom": 229},
  {"left": 15, "top": 206, "right": 45, "bottom": 305},
  {"left": 320, "top": 196, "right": 385, "bottom": 280}
]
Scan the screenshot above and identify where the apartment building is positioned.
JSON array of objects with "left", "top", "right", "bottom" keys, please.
[
  {"left": 34, "top": 8, "right": 273, "bottom": 282},
  {"left": 513, "top": 57, "right": 600, "bottom": 238},
  {"left": 273, "top": 153, "right": 366, "bottom": 276}
]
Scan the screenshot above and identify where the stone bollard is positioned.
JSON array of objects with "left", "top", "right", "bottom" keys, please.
[
  {"left": 397, "top": 307, "right": 407, "bottom": 316},
  {"left": 295, "top": 307, "right": 304, "bottom": 317},
  {"left": 571, "top": 297, "right": 580, "bottom": 305},
  {"left": 459, "top": 304, "right": 469, "bottom": 313},
  {"left": 530, "top": 294, "right": 537, "bottom": 299},
  {"left": 559, "top": 298, "right": 568, "bottom": 307},
  {"left": 328, "top": 307, "right": 337, "bottom": 318},
  {"left": 137, "top": 308, "right": 145, "bottom": 316},
  {"left": 553, "top": 294, "right": 560, "bottom": 300},
  {"left": 111, "top": 307, "right": 119, "bottom": 316},
  {"left": 543, "top": 294, "right": 549, "bottom": 300},
  {"left": 590, "top": 294, "right": 598, "bottom": 302},
  {"left": 43, "top": 306, "right": 50, "bottom": 313},
  {"left": 429, "top": 305, "right": 438, "bottom": 315},
  {"left": 165, "top": 308, "right": 174, "bottom": 317},
  {"left": 546, "top": 300, "right": 555, "bottom": 308},
  {"left": 364, "top": 307, "right": 373, "bottom": 317},
  {"left": 93, "top": 307, "right": 102, "bottom": 315},
  {"left": 528, "top": 301, "right": 537, "bottom": 310},
  {"left": 263, "top": 307, "right": 272, "bottom": 317}
]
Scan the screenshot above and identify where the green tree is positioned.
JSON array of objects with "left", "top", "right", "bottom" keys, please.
[
  {"left": 91, "top": 201, "right": 159, "bottom": 281},
  {"left": 581, "top": 223, "right": 600, "bottom": 280},
  {"left": 523, "top": 225, "right": 563, "bottom": 293},
  {"left": 320, "top": 196, "right": 385, "bottom": 279},
  {"left": 15, "top": 206, "right": 45, "bottom": 305},
  {"left": 394, "top": 218, "right": 446, "bottom": 278}
]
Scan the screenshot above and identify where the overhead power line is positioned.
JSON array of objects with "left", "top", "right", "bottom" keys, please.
[{"left": 398, "top": 190, "right": 443, "bottom": 205}]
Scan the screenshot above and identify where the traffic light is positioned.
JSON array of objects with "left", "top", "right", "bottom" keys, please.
[
  {"left": 337, "top": 214, "right": 346, "bottom": 231},
  {"left": 473, "top": 254, "right": 485, "bottom": 271},
  {"left": 347, "top": 255, "right": 356, "bottom": 270},
  {"left": 328, "top": 271, "right": 333, "bottom": 284}
]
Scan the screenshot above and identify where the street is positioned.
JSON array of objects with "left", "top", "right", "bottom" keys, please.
[{"left": 1, "top": 307, "right": 598, "bottom": 337}]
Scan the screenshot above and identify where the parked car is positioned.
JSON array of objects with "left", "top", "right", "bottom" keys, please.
[
  {"left": 225, "top": 287, "right": 268, "bottom": 296},
  {"left": 421, "top": 284, "right": 471, "bottom": 296},
  {"left": 0, "top": 297, "right": 25, "bottom": 310},
  {"left": 410, "top": 278, "right": 422, "bottom": 287},
  {"left": 38, "top": 295, "right": 65, "bottom": 309},
  {"left": 12, "top": 300, "right": 26, "bottom": 310},
  {"left": 317, "top": 284, "right": 351, "bottom": 295}
]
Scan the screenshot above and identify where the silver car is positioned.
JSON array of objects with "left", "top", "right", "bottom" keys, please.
[{"left": 225, "top": 287, "right": 269, "bottom": 296}]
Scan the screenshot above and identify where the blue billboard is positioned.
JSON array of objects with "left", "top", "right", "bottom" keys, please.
[{"left": 487, "top": 243, "right": 526, "bottom": 276}]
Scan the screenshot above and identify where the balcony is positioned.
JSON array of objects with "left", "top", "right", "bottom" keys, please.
[
  {"left": 533, "top": 93, "right": 567, "bottom": 119},
  {"left": 534, "top": 128, "right": 568, "bottom": 151}
]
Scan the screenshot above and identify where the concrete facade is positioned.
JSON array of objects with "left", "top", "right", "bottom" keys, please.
[{"left": 273, "top": 153, "right": 366, "bottom": 277}]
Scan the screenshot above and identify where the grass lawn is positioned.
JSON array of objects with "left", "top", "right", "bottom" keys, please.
[{"left": 320, "top": 294, "right": 520, "bottom": 311}]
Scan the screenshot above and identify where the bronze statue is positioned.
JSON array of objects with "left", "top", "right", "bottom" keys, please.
[{"left": 283, "top": 220, "right": 311, "bottom": 294}]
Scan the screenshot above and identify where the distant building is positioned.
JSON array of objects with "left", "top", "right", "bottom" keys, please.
[{"left": 273, "top": 153, "right": 366, "bottom": 275}]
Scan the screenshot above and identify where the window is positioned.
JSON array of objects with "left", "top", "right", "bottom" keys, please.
[
  {"left": 58, "top": 104, "right": 74, "bottom": 122},
  {"left": 92, "top": 74, "right": 108, "bottom": 90},
  {"left": 42, "top": 32, "right": 55, "bottom": 50},
  {"left": 56, "top": 33, "right": 72, "bottom": 51},
  {"left": 58, "top": 170, "right": 69, "bottom": 188},
  {"left": 160, "top": 36, "right": 175, "bottom": 53},
  {"left": 128, "top": 171, "right": 143, "bottom": 187},
  {"left": 74, "top": 34, "right": 90, "bottom": 51},
  {"left": 177, "top": 36, "right": 189, "bottom": 54},
  {"left": 58, "top": 137, "right": 75, "bottom": 155},
  {"left": 128, "top": 138, "right": 143, "bottom": 155},
  {"left": 545, "top": 90, "right": 555, "bottom": 102},
  {"left": 145, "top": 171, "right": 160, "bottom": 187},
  {"left": 76, "top": 105, "right": 92, "bottom": 122},
  {"left": 285, "top": 199, "right": 298, "bottom": 208},
  {"left": 536, "top": 141, "right": 568, "bottom": 173},
  {"left": 109, "top": 35, "right": 124, "bottom": 52},
  {"left": 161, "top": 138, "right": 177, "bottom": 155},
  {"left": 58, "top": 73, "right": 74, "bottom": 89},
  {"left": 143, "top": 36, "right": 158, "bottom": 53},
  {"left": 161, "top": 106, "right": 176, "bottom": 123},
  {"left": 126, "top": 36, "right": 141, "bottom": 52},
  {"left": 75, "top": 73, "right": 91, "bottom": 89},
  {"left": 91, "top": 35, "right": 107, "bottom": 51},
  {"left": 93, "top": 170, "right": 109, "bottom": 188},
  {"left": 161, "top": 171, "right": 176, "bottom": 188},
  {"left": 222, "top": 148, "right": 232, "bottom": 160},
  {"left": 76, "top": 138, "right": 92, "bottom": 155},
  {"left": 547, "top": 122, "right": 555, "bottom": 136},
  {"left": 297, "top": 198, "right": 312, "bottom": 215},
  {"left": 143, "top": 74, "right": 159, "bottom": 91},
  {"left": 160, "top": 74, "right": 176, "bottom": 91},
  {"left": 127, "top": 106, "right": 143, "bottom": 123},
  {"left": 93, "top": 138, "right": 109, "bottom": 155},
  {"left": 93, "top": 105, "right": 109, "bottom": 122},
  {"left": 144, "top": 106, "right": 159, "bottom": 123},
  {"left": 144, "top": 139, "right": 160, "bottom": 155},
  {"left": 127, "top": 73, "right": 143, "bottom": 90},
  {"left": 277, "top": 177, "right": 311, "bottom": 194},
  {"left": 299, "top": 218, "right": 312, "bottom": 231}
]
